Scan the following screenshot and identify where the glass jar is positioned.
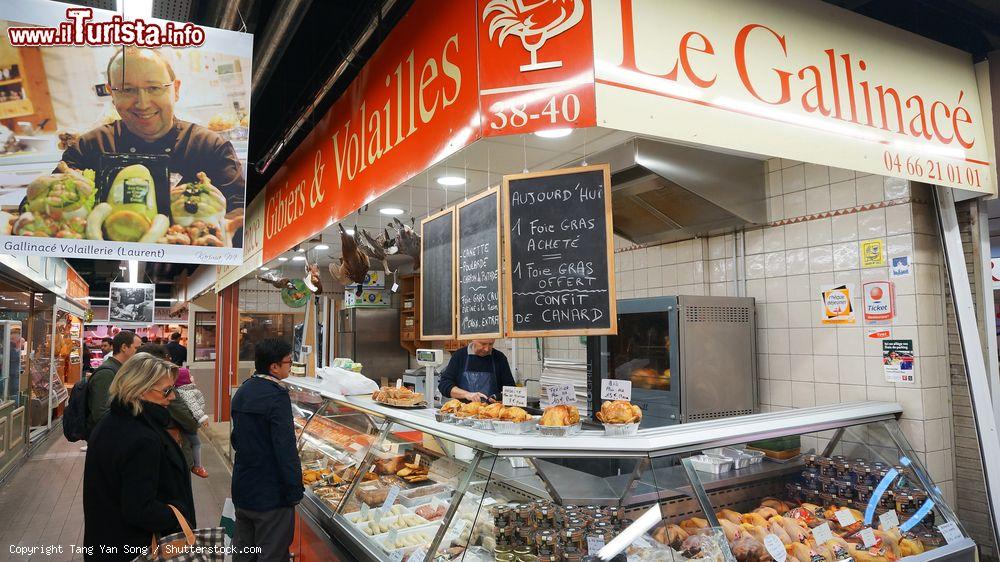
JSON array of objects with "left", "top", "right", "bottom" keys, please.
[
  {"left": 536, "top": 530, "right": 559, "bottom": 550},
  {"left": 537, "top": 551, "right": 559, "bottom": 562},
  {"left": 804, "top": 454, "right": 819, "bottom": 469},
  {"left": 562, "top": 546, "right": 583, "bottom": 562},
  {"left": 606, "top": 506, "right": 621, "bottom": 522},
  {"left": 495, "top": 505, "right": 513, "bottom": 524},
  {"left": 517, "top": 504, "right": 534, "bottom": 524},
  {"left": 514, "top": 545, "right": 535, "bottom": 557},
  {"left": 535, "top": 506, "right": 557, "bottom": 529},
  {"left": 563, "top": 526, "right": 586, "bottom": 550},
  {"left": 836, "top": 480, "right": 855, "bottom": 500},
  {"left": 517, "top": 526, "right": 536, "bottom": 547},
  {"left": 495, "top": 553, "right": 515, "bottom": 562}
]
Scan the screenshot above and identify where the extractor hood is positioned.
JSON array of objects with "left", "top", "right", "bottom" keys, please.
[{"left": 578, "top": 138, "right": 767, "bottom": 246}]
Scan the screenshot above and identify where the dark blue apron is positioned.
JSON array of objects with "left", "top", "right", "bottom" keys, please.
[{"left": 458, "top": 346, "right": 498, "bottom": 398}]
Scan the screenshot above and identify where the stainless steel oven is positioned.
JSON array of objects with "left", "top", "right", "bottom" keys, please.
[{"left": 587, "top": 295, "right": 757, "bottom": 428}]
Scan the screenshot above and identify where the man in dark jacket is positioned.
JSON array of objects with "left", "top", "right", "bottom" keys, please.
[
  {"left": 165, "top": 332, "right": 187, "bottom": 366},
  {"left": 231, "top": 338, "right": 302, "bottom": 561},
  {"left": 87, "top": 331, "right": 140, "bottom": 432}
]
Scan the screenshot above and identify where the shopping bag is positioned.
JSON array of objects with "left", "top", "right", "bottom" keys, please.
[
  {"left": 132, "top": 505, "right": 226, "bottom": 562},
  {"left": 219, "top": 498, "right": 236, "bottom": 549}
]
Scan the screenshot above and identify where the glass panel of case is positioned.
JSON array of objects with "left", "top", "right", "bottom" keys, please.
[{"left": 682, "top": 419, "right": 964, "bottom": 562}]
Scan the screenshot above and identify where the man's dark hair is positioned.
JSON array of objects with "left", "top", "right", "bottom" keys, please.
[
  {"left": 137, "top": 343, "right": 169, "bottom": 360},
  {"left": 141, "top": 336, "right": 149, "bottom": 344},
  {"left": 255, "top": 338, "right": 293, "bottom": 375},
  {"left": 112, "top": 331, "right": 137, "bottom": 354},
  {"left": 170, "top": 332, "right": 181, "bottom": 341},
  {"left": 101, "top": 337, "right": 112, "bottom": 345}
]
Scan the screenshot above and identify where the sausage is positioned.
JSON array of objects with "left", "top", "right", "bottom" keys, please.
[
  {"left": 86, "top": 203, "right": 111, "bottom": 240},
  {"left": 139, "top": 214, "right": 170, "bottom": 243}
]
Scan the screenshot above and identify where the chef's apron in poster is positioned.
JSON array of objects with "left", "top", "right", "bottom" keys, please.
[
  {"left": 459, "top": 348, "right": 498, "bottom": 398},
  {"left": 95, "top": 153, "right": 171, "bottom": 243}
]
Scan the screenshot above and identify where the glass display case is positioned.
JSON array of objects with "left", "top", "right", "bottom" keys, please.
[{"left": 286, "top": 378, "right": 975, "bottom": 562}]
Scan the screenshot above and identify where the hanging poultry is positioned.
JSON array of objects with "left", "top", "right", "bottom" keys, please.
[
  {"left": 329, "top": 223, "right": 369, "bottom": 295},
  {"left": 391, "top": 217, "right": 421, "bottom": 270},
  {"left": 256, "top": 270, "right": 296, "bottom": 291},
  {"left": 358, "top": 228, "right": 394, "bottom": 276}
]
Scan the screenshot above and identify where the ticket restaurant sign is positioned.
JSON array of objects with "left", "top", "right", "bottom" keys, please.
[
  {"left": 263, "top": 0, "right": 996, "bottom": 260},
  {"left": 592, "top": 0, "right": 994, "bottom": 194}
]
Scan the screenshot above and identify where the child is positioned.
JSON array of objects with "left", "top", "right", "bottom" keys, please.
[{"left": 175, "top": 367, "right": 210, "bottom": 478}]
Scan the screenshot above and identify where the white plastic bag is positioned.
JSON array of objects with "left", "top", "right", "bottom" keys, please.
[{"left": 316, "top": 366, "right": 378, "bottom": 395}]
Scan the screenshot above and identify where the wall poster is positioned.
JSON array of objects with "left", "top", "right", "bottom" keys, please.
[{"left": 109, "top": 281, "right": 155, "bottom": 324}]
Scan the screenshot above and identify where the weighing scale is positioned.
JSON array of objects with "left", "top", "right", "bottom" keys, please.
[{"left": 402, "top": 348, "right": 444, "bottom": 407}]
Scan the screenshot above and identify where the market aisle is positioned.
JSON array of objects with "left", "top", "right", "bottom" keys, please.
[{"left": 0, "top": 431, "right": 231, "bottom": 562}]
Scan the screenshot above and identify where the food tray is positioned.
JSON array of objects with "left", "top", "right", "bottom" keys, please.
[
  {"left": 702, "top": 447, "right": 765, "bottom": 469},
  {"left": 376, "top": 523, "right": 445, "bottom": 555},
  {"left": 689, "top": 454, "right": 733, "bottom": 474},
  {"left": 470, "top": 418, "right": 494, "bottom": 430},
  {"left": 434, "top": 411, "right": 450, "bottom": 422},
  {"left": 344, "top": 504, "right": 413, "bottom": 523},
  {"left": 453, "top": 415, "right": 474, "bottom": 426},
  {"left": 350, "top": 513, "right": 432, "bottom": 536},
  {"left": 602, "top": 422, "right": 639, "bottom": 437},
  {"left": 491, "top": 418, "right": 537, "bottom": 435},
  {"left": 397, "top": 483, "right": 454, "bottom": 508},
  {"left": 536, "top": 422, "right": 582, "bottom": 437}
]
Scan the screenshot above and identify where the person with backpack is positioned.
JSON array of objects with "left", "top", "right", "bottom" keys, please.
[{"left": 87, "top": 330, "right": 141, "bottom": 433}]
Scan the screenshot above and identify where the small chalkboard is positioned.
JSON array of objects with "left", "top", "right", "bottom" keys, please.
[
  {"left": 420, "top": 208, "right": 455, "bottom": 340},
  {"left": 502, "top": 164, "right": 617, "bottom": 337},
  {"left": 457, "top": 188, "right": 502, "bottom": 339}
]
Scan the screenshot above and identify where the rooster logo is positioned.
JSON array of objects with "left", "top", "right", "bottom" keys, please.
[{"left": 483, "top": 0, "right": 584, "bottom": 72}]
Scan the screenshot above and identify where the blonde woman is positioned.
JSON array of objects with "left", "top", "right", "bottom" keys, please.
[{"left": 83, "top": 352, "right": 195, "bottom": 562}]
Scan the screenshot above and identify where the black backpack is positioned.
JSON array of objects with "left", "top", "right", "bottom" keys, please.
[{"left": 63, "top": 375, "right": 90, "bottom": 442}]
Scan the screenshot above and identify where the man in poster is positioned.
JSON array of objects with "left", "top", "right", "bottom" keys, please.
[{"left": 51, "top": 47, "right": 244, "bottom": 246}]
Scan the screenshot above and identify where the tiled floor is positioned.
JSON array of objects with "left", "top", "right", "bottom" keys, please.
[{"left": 0, "top": 430, "right": 232, "bottom": 561}]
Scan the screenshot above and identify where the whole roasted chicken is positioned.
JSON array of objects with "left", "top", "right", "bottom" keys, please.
[
  {"left": 595, "top": 400, "right": 642, "bottom": 424},
  {"left": 329, "top": 223, "right": 369, "bottom": 295},
  {"left": 539, "top": 404, "right": 580, "bottom": 427}
]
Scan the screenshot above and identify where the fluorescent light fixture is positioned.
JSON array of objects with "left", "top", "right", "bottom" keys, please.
[
  {"left": 117, "top": 0, "right": 153, "bottom": 20},
  {"left": 296, "top": 247, "right": 305, "bottom": 252},
  {"left": 314, "top": 244, "right": 330, "bottom": 251},
  {"left": 380, "top": 207, "right": 404, "bottom": 216},
  {"left": 292, "top": 256, "right": 307, "bottom": 261},
  {"left": 436, "top": 175, "right": 466, "bottom": 186},
  {"left": 260, "top": 267, "right": 270, "bottom": 271},
  {"left": 277, "top": 257, "right": 289, "bottom": 261},
  {"left": 534, "top": 128, "right": 572, "bottom": 138},
  {"left": 345, "top": 228, "right": 355, "bottom": 235},
  {"left": 128, "top": 259, "right": 139, "bottom": 284}
]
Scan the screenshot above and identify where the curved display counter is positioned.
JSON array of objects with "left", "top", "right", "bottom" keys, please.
[{"left": 285, "top": 377, "right": 976, "bottom": 562}]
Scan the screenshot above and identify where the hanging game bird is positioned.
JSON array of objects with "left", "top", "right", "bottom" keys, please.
[
  {"left": 391, "top": 217, "right": 421, "bottom": 271},
  {"left": 329, "top": 223, "right": 369, "bottom": 295}
]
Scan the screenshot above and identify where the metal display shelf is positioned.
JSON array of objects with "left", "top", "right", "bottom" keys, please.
[{"left": 285, "top": 377, "right": 975, "bottom": 562}]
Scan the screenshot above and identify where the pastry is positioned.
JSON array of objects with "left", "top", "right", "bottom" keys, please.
[
  {"left": 539, "top": 404, "right": 580, "bottom": 427},
  {"left": 595, "top": 399, "right": 642, "bottom": 424}
]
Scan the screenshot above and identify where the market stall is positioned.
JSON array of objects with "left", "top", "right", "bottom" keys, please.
[{"left": 286, "top": 377, "right": 973, "bottom": 562}]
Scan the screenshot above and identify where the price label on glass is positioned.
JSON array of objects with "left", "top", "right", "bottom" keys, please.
[
  {"left": 502, "top": 386, "right": 527, "bottom": 407},
  {"left": 545, "top": 383, "right": 576, "bottom": 406},
  {"left": 938, "top": 522, "right": 963, "bottom": 545},
  {"left": 381, "top": 485, "right": 400, "bottom": 513},
  {"left": 601, "top": 379, "right": 632, "bottom": 401}
]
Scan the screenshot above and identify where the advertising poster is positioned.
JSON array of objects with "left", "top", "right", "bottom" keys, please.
[
  {"left": 820, "top": 284, "right": 855, "bottom": 325},
  {"left": 0, "top": 1, "right": 252, "bottom": 265},
  {"left": 883, "top": 339, "right": 915, "bottom": 383},
  {"left": 862, "top": 281, "right": 894, "bottom": 323},
  {"left": 861, "top": 239, "right": 886, "bottom": 268},
  {"left": 109, "top": 281, "right": 155, "bottom": 324},
  {"left": 890, "top": 255, "right": 912, "bottom": 278}
]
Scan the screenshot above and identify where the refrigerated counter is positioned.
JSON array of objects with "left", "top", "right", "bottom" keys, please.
[{"left": 285, "top": 377, "right": 975, "bottom": 562}]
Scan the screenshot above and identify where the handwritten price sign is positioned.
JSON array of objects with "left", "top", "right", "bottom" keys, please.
[
  {"left": 601, "top": 379, "right": 632, "bottom": 401},
  {"left": 545, "top": 384, "right": 577, "bottom": 406},
  {"left": 502, "top": 386, "right": 527, "bottom": 407}
]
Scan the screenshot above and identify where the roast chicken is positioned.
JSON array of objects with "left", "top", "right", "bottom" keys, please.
[
  {"left": 440, "top": 399, "right": 463, "bottom": 413},
  {"left": 539, "top": 404, "right": 580, "bottom": 427},
  {"left": 497, "top": 406, "right": 531, "bottom": 422},
  {"left": 595, "top": 400, "right": 642, "bottom": 424}
]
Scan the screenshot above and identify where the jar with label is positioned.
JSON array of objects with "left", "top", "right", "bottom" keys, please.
[
  {"left": 495, "top": 506, "right": 513, "bottom": 525},
  {"left": 818, "top": 475, "right": 838, "bottom": 495},
  {"left": 562, "top": 546, "right": 583, "bottom": 562},
  {"left": 517, "top": 554, "right": 539, "bottom": 562},
  {"left": 880, "top": 489, "right": 897, "bottom": 511},
  {"left": 606, "top": 506, "right": 621, "bottom": 522},
  {"left": 591, "top": 521, "right": 615, "bottom": 544},
  {"left": 836, "top": 480, "right": 855, "bottom": 500},
  {"left": 617, "top": 518, "right": 634, "bottom": 533},
  {"left": 535, "top": 506, "right": 556, "bottom": 529},
  {"left": 536, "top": 552, "right": 559, "bottom": 562},
  {"left": 801, "top": 470, "right": 820, "bottom": 490},
  {"left": 805, "top": 454, "right": 819, "bottom": 469},
  {"left": 514, "top": 545, "right": 535, "bottom": 558},
  {"left": 563, "top": 526, "right": 585, "bottom": 550},
  {"left": 495, "top": 553, "right": 515, "bottom": 562},
  {"left": 920, "top": 532, "right": 946, "bottom": 549},
  {"left": 590, "top": 512, "right": 611, "bottom": 526},
  {"left": 517, "top": 504, "right": 534, "bottom": 524},
  {"left": 817, "top": 457, "right": 836, "bottom": 478},
  {"left": 517, "top": 526, "right": 535, "bottom": 547},
  {"left": 536, "top": 530, "right": 559, "bottom": 549},
  {"left": 837, "top": 459, "right": 854, "bottom": 480}
]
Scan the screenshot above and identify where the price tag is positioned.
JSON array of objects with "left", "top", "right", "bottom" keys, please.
[
  {"left": 454, "top": 519, "right": 468, "bottom": 537},
  {"left": 633, "top": 536, "right": 653, "bottom": 549},
  {"left": 835, "top": 508, "right": 857, "bottom": 527},
  {"left": 764, "top": 534, "right": 787, "bottom": 562},
  {"left": 545, "top": 384, "right": 576, "bottom": 406},
  {"left": 879, "top": 510, "right": 900, "bottom": 530},
  {"left": 396, "top": 379, "right": 403, "bottom": 389},
  {"left": 938, "top": 522, "right": 963, "bottom": 545},
  {"left": 601, "top": 379, "right": 633, "bottom": 401},
  {"left": 408, "top": 547, "right": 427, "bottom": 561},
  {"left": 361, "top": 503, "right": 370, "bottom": 518},
  {"left": 391, "top": 283, "right": 399, "bottom": 293},
  {"left": 859, "top": 527, "right": 877, "bottom": 548},
  {"left": 414, "top": 453, "right": 422, "bottom": 466},
  {"left": 587, "top": 536, "right": 605, "bottom": 555},
  {"left": 386, "top": 529, "right": 399, "bottom": 550},
  {"left": 502, "top": 386, "right": 527, "bottom": 407},
  {"left": 381, "top": 485, "right": 401, "bottom": 513},
  {"left": 812, "top": 523, "right": 834, "bottom": 545},
  {"left": 388, "top": 550, "right": 403, "bottom": 562}
]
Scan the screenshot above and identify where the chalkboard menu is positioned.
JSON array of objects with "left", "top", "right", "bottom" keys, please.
[
  {"left": 457, "top": 188, "right": 502, "bottom": 338},
  {"left": 502, "top": 164, "right": 617, "bottom": 337},
  {"left": 420, "top": 208, "right": 455, "bottom": 340}
]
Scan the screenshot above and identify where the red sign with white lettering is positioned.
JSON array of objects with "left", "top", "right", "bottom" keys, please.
[
  {"left": 66, "top": 265, "right": 89, "bottom": 305},
  {"left": 477, "top": 0, "right": 596, "bottom": 137},
  {"left": 262, "top": 0, "right": 481, "bottom": 262}
]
